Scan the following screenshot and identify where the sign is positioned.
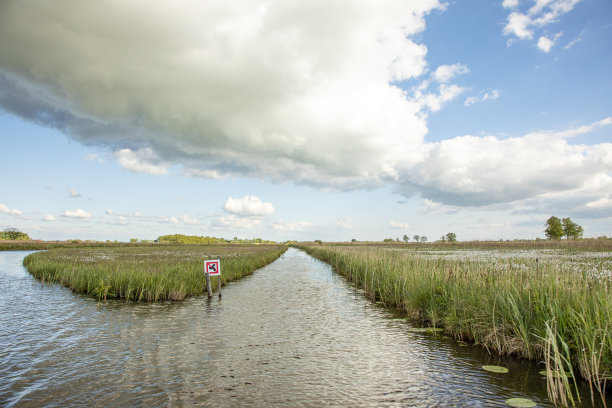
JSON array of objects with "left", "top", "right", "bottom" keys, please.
[{"left": 205, "top": 260, "right": 221, "bottom": 276}]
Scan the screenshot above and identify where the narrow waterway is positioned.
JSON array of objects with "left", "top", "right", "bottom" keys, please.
[{"left": 0, "top": 248, "right": 602, "bottom": 407}]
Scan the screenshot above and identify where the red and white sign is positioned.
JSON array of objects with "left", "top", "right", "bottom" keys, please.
[{"left": 205, "top": 260, "right": 221, "bottom": 276}]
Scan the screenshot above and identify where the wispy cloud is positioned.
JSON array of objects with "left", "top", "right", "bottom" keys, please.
[
  {"left": 0, "top": 203, "right": 22, "bottom": 216},
  {"left": 465, "top": 90, "right": 500, "bottom": 106},
  {"left": 62, "top": 209, "right": 93, "bottom": 219},
  {"left": 271, "top": 220, "right": 313, "bottom": 232},
  {"left": 337, "top": 217, "right": 355, "bottom": 229},
  {"left": 114, "top": 148, "right": 169, "bottom": 175},
  {"left": 388, "top": 220, "right": 411, "bottom": 229},
  {"left": 67, "top": 188, "right": 81, "bottom": 198},
  {"left": 503, "top": 0, "right": 581, "bottom": 51}
]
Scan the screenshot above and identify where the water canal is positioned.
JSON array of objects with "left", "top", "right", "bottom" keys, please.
[{"left": 0, "top": 248, "right": 605, "bottom": 407}]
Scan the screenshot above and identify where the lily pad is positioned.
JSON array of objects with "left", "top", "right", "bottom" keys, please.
[
  {"left": 482, "top": 365, "right": 509, "bottom": 373},
  {"left": 538, "top": 370, "right": 571, "bottom": 378},
  {"left": 505, "top": 397, "right": 537, "bottom": 407}
]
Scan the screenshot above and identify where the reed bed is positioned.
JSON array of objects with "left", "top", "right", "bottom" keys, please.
[
  {"left": 23, "top": 244, "right": 287, "bottom": 302},
  {"left": 297, "top": 244, "right": 611, "bottom": 405}
]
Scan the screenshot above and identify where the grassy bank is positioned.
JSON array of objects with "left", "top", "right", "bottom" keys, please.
[
  {"left": 24, "top": 244, "right": 287, "bottom": 301},
  {"left": 297, "top": 243, "right": 611, "bottom": 405}
]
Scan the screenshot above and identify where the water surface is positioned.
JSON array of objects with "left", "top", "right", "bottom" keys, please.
[{"left": 0, "top": 248, "right": 604, "bottom": 407}]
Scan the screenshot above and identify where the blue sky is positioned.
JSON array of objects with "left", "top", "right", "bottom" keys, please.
[{"left": 1, "top": 0, "right": 611, "bottom": 242}]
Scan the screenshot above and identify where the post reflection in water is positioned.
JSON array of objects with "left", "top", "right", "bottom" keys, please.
[{"left": 1, "top": 248, "right": 596, "bottom": 407}]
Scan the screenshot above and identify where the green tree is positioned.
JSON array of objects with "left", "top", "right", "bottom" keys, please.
[
  {"left": 544, "top": 216, "right": 563, "bottom": 240},
  {"left": 403, "top": 234, "right": 409, "bottom": 242},
  {"left": 413, "top": 235, "right": 420, "bottom": 242},
  {"left": 445, "top": 232, "right": 457, "bottom": 243},
  {"left": 562, "top": 217, "right": 583, "bottom": 240},
  {"left": 420, "top": 236, "right": 428, "bottom": 242},
  {"left": 1, "top": 227, "right": 30, "bottom": 240}
]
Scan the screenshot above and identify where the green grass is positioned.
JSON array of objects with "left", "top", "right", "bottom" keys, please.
[
  {"left": 23, "top": 244, "right": 287, "bottom": 301},
  {"left": 296, "top": 243, "right": 611, "bottom": 404}
]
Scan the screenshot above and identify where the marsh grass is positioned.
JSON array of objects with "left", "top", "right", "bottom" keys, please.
[
  {"left": 297, "top": 243, "right": 611, "bottom": 405},
  {"left": 24, "top": 244, "right": 287, "bottom": 301}
]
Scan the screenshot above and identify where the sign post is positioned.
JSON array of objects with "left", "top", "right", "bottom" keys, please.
[{"left": 205, "top": 259, "right": 221, "bottom": 298}]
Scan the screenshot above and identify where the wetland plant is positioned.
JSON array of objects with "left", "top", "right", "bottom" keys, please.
[
  {"left": 296, "top": 243, "right": 611, "bottom": 405},
  {"left": 23, "top": 244, "right": 287, "bottom": 302}
]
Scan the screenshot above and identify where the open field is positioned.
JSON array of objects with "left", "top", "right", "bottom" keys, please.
[
  {"left": 23, "top": 244, "right": 287, "bottom": 301},
  {"left": 296, "top": 242, "right": 611, "bottom": 405}
]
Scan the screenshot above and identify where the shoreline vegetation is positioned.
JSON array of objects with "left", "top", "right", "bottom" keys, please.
[
  {"left": 22, "top": 244, "right": 287, "bottom": 302},
  {"left": 295, "top": 242, "right": 611, "bottom": 406}
]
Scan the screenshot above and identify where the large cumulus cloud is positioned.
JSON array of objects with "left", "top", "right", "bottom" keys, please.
[
  {"left": 0, "top": 0, "right": 437, "bottom": 189},
  {"left": 0, "top": 0, "right": 611, "bottom": 213}
]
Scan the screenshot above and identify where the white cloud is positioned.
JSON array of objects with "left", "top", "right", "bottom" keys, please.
[
  {"left": 224, "top": 196, "right": 275, "bottom": 217},
  {"left": 0, "top": 0, "right": 442, "bottom": 190},
  {"left": 179, "top": 214, "right": 199, "bottom": 225},
  {"left": 42, "top": 215, "right": 56, "bottom": 221},
  {"left": 399, "top": 117, "right": 612, "bottom": 207},
  {"left": 114, "top": 148, "right": 169, "bottom": 175},
  {"left": 106, "top": 208, "right": 113, "bottom": 215},
  {"left": 537, "top": 36, "right": 554, "bottom": 52},
  {"left": 537, "top": 32, "right": 562, "bottom": 52},
  {"left": 337, "top": 217, "right": 354, "bottom": 229},
  {"left": 109, "top": 215, "right": 131, "bottom": 225},
  {"left": 85, "top": 154, "right": 105, "bottom": 163},
  {"left": 62, "top": 209, "right": 93, "bottom": 219},
  {"left": 431, "top": 64, "right": 469, "bottom": 83},
  {"left": 67, "top": 188, "right": 81, "bottom": 198},
  {"left": 564, "top": 31, "right": 583, "bottom": 50},
  {"left": 504, "top": 12, "right": 534, "bottom": 39},
  {"left": 219, "top": 214, "right": 262, "bottom": 229},
  {"left": 388, "top": 220, "right": 411, "bottom": 229},
  {"left": 465, "top": 89, "right": 500, "bottom": 106},
  {"left": 0, "top": 203, "right": 22, "bottom": 216},
  {"left": 271, "top": 220, "right": 312, "bottom": 232},
  {"left": 160, "top": 216, "right": 179, "bottom": 224},
  {"left": 503, "top": 0, "right": 520, "bottom": 8},
  {"left": 503, "top": 1, "right": 580, "bottom": 46},
  {"left": 416, "top": 84, "right": 468, "bottom": 112}
]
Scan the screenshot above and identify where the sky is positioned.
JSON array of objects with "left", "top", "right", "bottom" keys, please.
[{"left": 0, "top": 0, "right": 611, "bottom": 242}]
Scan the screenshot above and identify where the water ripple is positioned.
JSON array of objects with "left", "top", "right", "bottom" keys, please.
[{"left": 0, "top": 249, "right": 600, "bottom": 407}]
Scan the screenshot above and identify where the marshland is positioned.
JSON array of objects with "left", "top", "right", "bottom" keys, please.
[
  {"left": 22, "top": 244, "right": 288, "bottom": 301},
  {"left": 0, "top": 240, "right": 610, "bottom": 406},
  {"left": 297, "top": 241, "right": 612, "bottom": 406}
]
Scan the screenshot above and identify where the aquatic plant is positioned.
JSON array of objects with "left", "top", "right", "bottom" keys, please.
[
  {"left": 296, "top": 243, "right": 611, "bottom": 405},
  {"left": 24, "top": 244, "right": 287, "bottom": 301}
]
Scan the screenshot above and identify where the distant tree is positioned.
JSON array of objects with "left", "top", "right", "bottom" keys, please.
[
  {"left": 440, "top": 235, "right": 446, "bottom": 243},
  {"left": 403, "top": 234, "right": 409, "bottom": 242},
  {"left": 314, "top": 239, "right": 323, "bottom": 244},
  {"left": 544, "top": 216, "right": 564, "bottom": 240},
  {"left": 445, "top": 232, "right": 457, "bottom": 243},
  {"left": 383, "top": 238, "right": 394, "bottom": 242},
  {"left": 562, "top": 217, "right": 583, "bottom": 240},
  {"left": 1, "top": 227, "right": 30, "bottom": 240},
  {"left": 413, "top": 235, "right": 420, "bottom": 242},
  {"left": 351, "top": 238, "right": 357, "bottom": 242},
  {"left": 420, "top": 236, "right": 428, "bottom": 242}
]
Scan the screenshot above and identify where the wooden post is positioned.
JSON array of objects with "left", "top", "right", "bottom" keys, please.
[
  {"left": 205, "top": 271, "right": 213, "bottom": 298},
  {"left": 218, "top": 274, "right": 222, "bottom": 298}
]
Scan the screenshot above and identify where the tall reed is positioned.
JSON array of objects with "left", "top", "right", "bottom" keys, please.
[
  {"left": 297, "top": 244, "right": 611, "bottom": 405},
  {"left": 24, "top": 244, "right": 287, "bottom": 302}
]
